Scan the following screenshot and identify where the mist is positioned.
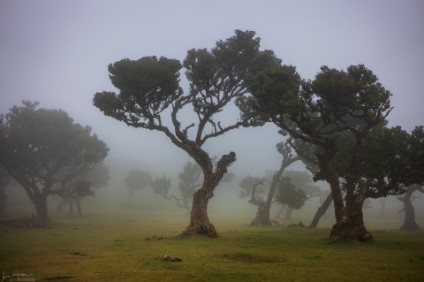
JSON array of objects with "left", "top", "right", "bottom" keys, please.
[{"left": 1, "top": 0, "right": 423, "bottom": 230}]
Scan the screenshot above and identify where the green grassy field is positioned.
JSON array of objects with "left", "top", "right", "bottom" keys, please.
[{"left": 1, "top": 208, "right": 423, "bottom": 282}]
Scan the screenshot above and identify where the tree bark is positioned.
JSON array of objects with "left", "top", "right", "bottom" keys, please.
[
  {"left": 183, "top": 188, "right": 217, "bottom": 236},
  {"left": 399, "top": 186, "right": 421, "bottom": 230},
  {"left": 250, "top": 204, "right": 271, "bottom": 226},
  {"left": 309, "top": 193, "right": 333, "bottom": 228},
  {"left": 318, "top": 154, "right": 373, "bottom": 242},
  {"left": 249, "top": 182, "right": 271, "bottom": 226},
  {"left": 183, "top": 151, "right": 236, "bottom": 236},
  {"left": 329, "top": 198, "right": 373, "bottom": 242}
]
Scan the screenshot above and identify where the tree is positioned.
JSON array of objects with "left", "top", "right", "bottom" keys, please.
[
  {"left": 278, "top": 170, "right": 321, "bottom": 221},
  {"left": 239, "top": 140, "right": 300, "bottom": 225},
  {"left": 177, "top": 161, "right": 203, "bottom": 212},
  {"left": 275, "top": 176, "right": 307, "bottom": 216},
  {"left": 56, "top": 162, "right": 110, "bottom": 216},
  {"left": 398, "top": 185, "right": 423, "bottom": 230},
  {"left": 124, "top": 169, "right": 152, "bottom": 206},
  {"left": 284, "top": 138, "right": 332, "bottom": 227},
  {"left": 0, "top": 101, "right": 108, "bottom": 225},
  {"left": 246, "top": 64, "right": 397, "bottom": 241},
  {"left": 0, "top": 166, "right": 9, "bottom": 216},
  {"left": 239, "top": 175, "right": 266, "bottom": 199},
  {"left": 93, "top": 30, "right": 279, "bottom": 236},
  {"left": 150, "top": 175, "right": 179, "bottom": 206},
  {"left": 152, "top": 160, "right": 233, "bottom": 212},
  {"left": 357, "top": 126, "right": 424, "bottom": 230}
]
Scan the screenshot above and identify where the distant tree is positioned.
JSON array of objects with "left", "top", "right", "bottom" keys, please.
[
  {"left": 240, "top": 141, "right": 299, "bottom": 225},
  {"left": 93, "top": 30, "right": 278, "bottom": 236},
  {"left": 0, "top": 166, "right": 9, "bottom": 216},
  {"left": 152, "top": 160, "right": 233, "bottom": 212},
  {"left": 275, "top": 176, "right": 307, "bottom": 214},
  {"left": 0, "top": 101, "right": 109, "bottom": 225},
  {"left": 178, "top": 161, "right": 203, "bottom": 212},
  {"left": 239, "top": 175, "right": 266, "bottom": 200},
  {"left": 151, "top": 175, "right": 192, "bottom": 211},
  {"left": 125, "top": 169, "right": 152, "bottom": 206},
  {"left": 286, "top": 138, "right": 333, "bottom": 227},
  {"left": 398, "top": 185, "right": 423, "bottom": 230},
  {"left": 276, "top": 170, "right": 321, "bottom": 221},
  {"left": 56, "top": 163, "right": 110, "bottom": 216}
]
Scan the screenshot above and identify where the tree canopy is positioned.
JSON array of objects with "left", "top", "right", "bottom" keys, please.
[
  {"left": 244, "top": 63, "right": 419, "bottom": 241},
  {"left": 0, "top": 101, "right": 109, "bottom": 224},
  {"left": 93, "top": 30, "right": 280, "bottom": 236},
  {"left": 125, "top": 169, "right": 152, "bottom": 206}
]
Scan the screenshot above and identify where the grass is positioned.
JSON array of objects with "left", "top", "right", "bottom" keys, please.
[{"left": 1, "top": 208, "right": 423, "bottom": 282}]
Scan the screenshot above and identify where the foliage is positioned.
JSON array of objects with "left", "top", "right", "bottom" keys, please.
[
  {"left": 276, "top": 177, "right": 307, "bottom": 209},
  {"left": 151, "top": 176, "right": 172, "bottom": 197},
  {"left": 283, "top": 170, "right": 321, "bottom": 197},
  {"left": 57, "top": 162, "right": 110, "bottom": 200},
  {"left": 0, "top": 101, "right": 109, "bottom": 223},
  {"left": 245, "top": 62, "right": 415, "bottom": 241},
  {"left": 124, "top": 169, "right": 152, "bottom": 205},
  {"left": 239, "top": 175, "right": 266, "bottom": 199},
  {"left": 93, "top": 30, "right": 280, "bottom": 148},
  {"left": 150, "top": 175, "right": 188, "bottom": 210}
]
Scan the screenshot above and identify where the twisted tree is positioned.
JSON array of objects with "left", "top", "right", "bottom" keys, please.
[{"left": 93, "top": 30, "right": 279, "bottom": 236}]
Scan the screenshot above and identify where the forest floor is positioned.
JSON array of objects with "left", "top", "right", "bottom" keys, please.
[{"left": 1, "top": 208, "right": 423, "bottom": 282}]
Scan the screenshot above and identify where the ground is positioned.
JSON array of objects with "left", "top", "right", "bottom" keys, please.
[{"left": 0, "top": 207, "right": 423, "bottom": 281}]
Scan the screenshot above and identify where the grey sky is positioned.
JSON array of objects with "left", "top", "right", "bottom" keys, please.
[{"left": 1, "top": 0, "right": 423, "bottom": 176}]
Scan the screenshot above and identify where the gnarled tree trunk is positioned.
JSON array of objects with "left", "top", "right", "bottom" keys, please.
[
  {"left": 183, "top": 151, "right": 236, "bottom": 237},
  {"left": 309, "top": 193, "right": 333, "bottom": 228},
  {"left": 399, "top": 186, "right": 421, "bottom": 230},
  {"left": 183, "top": 188, "right": 217, "bottom": 236},
  {"left": 319, "top": 155, "right": 372, "bottom": 242},
  {"left": 251, "top": 204, "right": 271, "bottom": 226},
  {"left": 250, "top": 152, "right": 299, "bottom": 226},
  {"left": 249, "top": 182, "right": 271, "bottom": 226},
  {"left": 329, "top": 201, "right": 373, "bottom": 242}
]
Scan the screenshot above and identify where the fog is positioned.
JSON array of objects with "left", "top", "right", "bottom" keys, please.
[{"left": 1, "top": 0, "right": 423, "bottom": 229}]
